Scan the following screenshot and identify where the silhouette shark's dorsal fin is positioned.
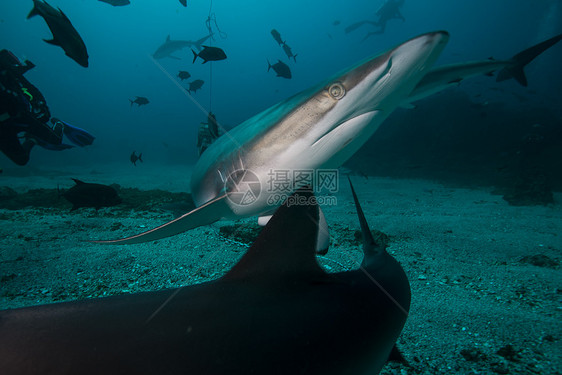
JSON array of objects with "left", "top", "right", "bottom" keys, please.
[
  {"left": 166, "top": 34, "right": 171, "bottom": 42},
  {"left": 224, "top": 188, "right": 328, "bottom": 283},
  {"left": 72, "top": 178, "right": 85, "bottom": 185},
  {"left": 348, "top": 177, "right": 385, "bottom": 260}
]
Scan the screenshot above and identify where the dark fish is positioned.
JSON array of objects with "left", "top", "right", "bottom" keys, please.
[
  {"left": 0, "top": 187, "right": 410, "bottom": 374},
  {"left": 333, "top": 20, "right": 341, "bottom": 26},
  {"left": 179, "top": 0, "right": 187, "bottom": 6},
  {"left": 192, "top": 46, "right": 227, "bottom": 64},
  {"left": 267, "top": 59, "right": 292, "bottom": 79},
  {"left": 282, "top": 43, "right": 297, "bottom": 63},
  {"left": 27, "top": 0, "right": 89, "bottom": 67},
  {"left": 186, "top": 79, "right": 204, "bottom": 93},
  {"left": 177, "top": 70, "right": 191, "bottom": 81},
  {"left": 129, "top": 96, "right": 149, "bottom": 107},
  {"left": 270, "top": 28, "right": 284, "bottom": 45},
  {"left": 62, "top": 178, "right": 121, "bottom": 210},
  {"left": 98, "top": 0, "right": 130, "bottom": 6},
  {"left": 130, "top": 151, "right": 143, "bottom": 166}
]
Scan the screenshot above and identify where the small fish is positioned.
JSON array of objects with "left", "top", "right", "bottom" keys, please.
[
  {"left": 27, "top": 0, "right": 89, "bottom": 67},
  {"left": 62, "top": 178, "right": 121, "bottom": 211},
  {"left": 177, "top": 70, "right": 191, "bottom": 81},
  {"left": 130, "top": 151, "right": 143, "bottom": 166},
  {"left": 187, "top": 79, "right": 204, "bottom": 93},
  {"left": 98, "top": 0, "right": 130, "bottom": 6},
  {"left": 282, "top": 43, "right": 297, "bottom": 63},
  {"left": 192, "top": 46, "right": 227, "bottom": 64},
  {"left": 333, "top": 20, "right": 341, "bottom": 26},
  {"left": 267, "top": 59, "right": 291, "bottom": 79},
  {"left": 270, "top": 29, "right": 284, "bottom": 45},
  {"left": 129, "top": 96, "right": 149, "bottom": 107}
]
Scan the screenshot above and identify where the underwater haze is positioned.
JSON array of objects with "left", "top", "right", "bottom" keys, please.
[{"left": 1, "top": 0, "right": 561, "bottom": 169}]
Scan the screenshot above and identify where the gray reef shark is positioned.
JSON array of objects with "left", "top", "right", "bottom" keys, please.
[
  {"left": 0, "top": 186, "right": 411, "bottom": 374},
  {"left": 403, "top": 32, "right": 562, "bottom": 107},
  {"left": 152, "top": 34, "right": 213, "bottom": 60},
  {"left": 99, "top": 30, "right": 450, "bottom": 244}
]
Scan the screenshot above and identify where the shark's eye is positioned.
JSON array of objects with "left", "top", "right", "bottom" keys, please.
[{"left": 328, "top": 82, "right": 346, "bottom": 100}]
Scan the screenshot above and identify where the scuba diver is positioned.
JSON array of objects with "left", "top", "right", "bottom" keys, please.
[
  {"left": 196, "top": 111, "right": 222, "bottom": 156},
  {"left": 0, "top": 49, "right": 95, "bottom": 167},
  {"left": 345, "top": 0, "right": 405, "bottom": 40}
]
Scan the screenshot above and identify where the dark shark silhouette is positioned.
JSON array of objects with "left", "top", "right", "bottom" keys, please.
[{"left": 0, "top": 186, "right": 410, "bottom": 374}]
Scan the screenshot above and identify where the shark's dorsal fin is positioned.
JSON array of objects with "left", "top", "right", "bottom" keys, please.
[
  {"left": 72, "top": 178, "right": 85, "bottom": 185},
  {"left": 348, "top": 177, "right": 385, "bottom": 260},
  {"left": 166, "top": 35, "right": 171, "bottom": 42},
  {"left": 223, "top": 189, "right": 328, "bottom": 283}
]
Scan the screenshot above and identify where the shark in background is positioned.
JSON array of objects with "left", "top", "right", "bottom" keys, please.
[
  {"left": 0, "top": 185, "right": 411, "bottom": 375},
  {"left": 98, "top": 31, "right": 450, "bottom": 245},
  {"left": 152, "top": 34, "right": 213, "bottom": 60},
  {"left": 403, "top": 32, "right": 562, "bottom": 108}
]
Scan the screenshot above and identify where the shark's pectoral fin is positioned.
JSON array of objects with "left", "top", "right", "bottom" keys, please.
[{"left": 94, "top": 194, "right": 231, "bottom": 245}]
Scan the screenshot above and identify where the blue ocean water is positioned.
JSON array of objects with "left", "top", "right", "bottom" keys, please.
[{"left": 1, "top": 0, "right": 560, "bottom": 169}]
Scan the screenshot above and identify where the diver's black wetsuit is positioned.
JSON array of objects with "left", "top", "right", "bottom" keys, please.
[{"left": 0, "top": 49, "right": 61, "bottom": 165}]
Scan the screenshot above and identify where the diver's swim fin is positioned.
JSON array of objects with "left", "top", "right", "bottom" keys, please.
[
  {"left": 54, "top": 118, "right": 95, "bottom": 147},
  {"left": 35, "top": 140, "right": 74, "bottom": 151}
]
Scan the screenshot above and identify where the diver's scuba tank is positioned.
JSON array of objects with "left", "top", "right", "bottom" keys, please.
[{"left": 0, "top": 49, "right": 50, "bottom": 123}]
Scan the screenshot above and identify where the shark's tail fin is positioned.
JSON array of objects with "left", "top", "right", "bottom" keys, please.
[
  {"left": 193, "top": 33, "right": 213, "bottom": 52},
  {"left": 192, "top": 49, "right": 198, "bottom": 64},
  {"left": 292, "top": 54, "right": 298, "bottom": 63},
  {"left": 129, "top": 99, "right": 134, "bottom": 107},
  {"left": 27, "top": 0, "right": 40, "bottom": 19},
  {"left": 497, "top": 33, "right": 562, "bottom": 87},
  {"left": 267, "top": 59, "right": 272, "bottom": 72}
]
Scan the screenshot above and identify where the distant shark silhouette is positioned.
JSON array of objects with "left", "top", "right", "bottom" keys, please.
[
  {"left": 403, "top": 33, "right": 562, "bottom": 107},
  {"left": 152, "top": 34, "right": 212, "bottom": 60},
  {"left": 0, "top": 186, "right": 410, "bottom": 374}
]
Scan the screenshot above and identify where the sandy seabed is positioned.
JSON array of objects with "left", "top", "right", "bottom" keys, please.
[{"left": 0, "top": 163, "right": 560, "bottom": 374}]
